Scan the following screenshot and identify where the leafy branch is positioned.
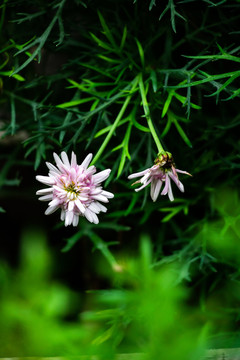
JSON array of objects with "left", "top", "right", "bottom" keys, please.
[{"left": 12, "top": 0, "right": 66, "bottom": 75}]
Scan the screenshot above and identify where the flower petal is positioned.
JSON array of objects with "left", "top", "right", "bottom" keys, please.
[
  {"left": 45, "top": 205, "right": 59, "bottom": 215},
  {"left": 72, "top": 214, "right": 79, "bottom": 227},
  {"left": 39, "top": 194, "right": 53, "bottom": 201},
  {"left": 80, "top": 153, "right": 93, "bottom": 169},
  {"left": 36, "top": 175, "right": 55, "bottom": 185},
  {"left": 101, "top": 190, "right": 114, "bottom": 199},
  {"left": 167, "top": 176, "right": 174, "bottom": 202},
  {"left": 128, "top": 169, "right": 149, "bottom": 179},
  {"left": 140, "top": 172, "right": 151, "bottom": 185},
  {"left": 84, "top": 208, "right": 93, "bottom": 222},
  {"left": 71, "top": 152, "right": 77, "bottom": 167},
  {"left": 93, "top": 169, "right": 111, "bottom": 184},
  {"left": 75, "top": 198, "right": 85, "bottom": 214},
  {"left": 168, "top": 172, "right": 184, "bottom": 192},
  {"left": 161, "top": 176, "right": 169, "bottom": 196},
  {"left": 61, "top": 151, "right": 71, "bottom": 168},
  {"left": 88, "top": 202, "right": 101, "bottom": 214},
  {"left": 36, "top": 188, "right": 53, "bottom": 195},
  {"left": 95, "top": 201, "right": 107, "bottom": 213},
  {"left": 150, "top": 178, "right": 162, "bottom": 202},
  {"left": 91, "top": 211, "right": 99, "bottom": 224},
  {"left": 85, "top": 165, "right": 96, "bottom": 176},
  {"left": 65, "top": 211, "right": 74, "bottom": 226},
  {"left": 176, "top": 169, "right": 192, "bottom": 176},
  {"left": 85, "top": 208, "right": 99, "bottom": 224},
  {"left": 48, "top": 198, "right": 60, "bottom": 207},
  {"left": 135, "top": 178, "right": 152, "bottom": 192},
  {"left": 92, "top": 194, "right": 109, "bottom": 203},
  {"left": 53, "top": 152, "right": 64, "bottom": 170},
  {"left": 46, "top": 162, "right": 61, "bottom": 175},
  {"left": 68, "top": 201, "right": 74, "bottom": 212}
]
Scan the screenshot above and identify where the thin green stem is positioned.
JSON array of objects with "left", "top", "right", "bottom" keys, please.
[
  {"left": 138, "top": 73, "right": 164, "bottom": 154},
  {"left": 91, "top": 76, "right": 139, "bottom": 165},
  {"left": 88, "top": 231, "right": 122, "bottom": 272}
]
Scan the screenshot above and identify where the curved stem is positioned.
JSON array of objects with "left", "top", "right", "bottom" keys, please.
[
  {"left": 138, "top": 73, "right": 164, "bottom": 154},
  {"left": 91, "top": 76, "right": 139, "bottom": 165}
]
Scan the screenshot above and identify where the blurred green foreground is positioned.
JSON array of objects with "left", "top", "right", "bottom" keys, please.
[
  {"left": 0, "top": 228, "right": 207, "bottom": 359},
  {"left": 2, "top": 188, "right": 240, "bottom": 358}
]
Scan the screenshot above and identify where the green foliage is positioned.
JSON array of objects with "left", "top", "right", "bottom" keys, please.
[
  {"left": 62, "top": 219, "right": 130, "bottom": 270},
  {"left": 0, "top": 228, "right": 88, "bottom": 356},
  {"left": 0, "top": 229, "right": 208, "bottom": 358},
  {"left": 81, "top": 236, "right": 207, "bottom": 358},
  {"left": 1, "top": 0, "right": 240, "bottom": 356}
]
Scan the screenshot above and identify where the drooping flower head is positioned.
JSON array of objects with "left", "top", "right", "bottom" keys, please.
[
  {"left": 36, "top": 152, "right": 114, "bottom": 226},
  {"left": 128, "top": 151, "right": 191, "bottom": 202}
]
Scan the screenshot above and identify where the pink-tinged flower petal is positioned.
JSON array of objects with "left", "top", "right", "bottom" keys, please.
[
  {"left": 168, "top": 172, "right": 184, "bottom": 192},
  {"left": 71, "top": 152, "right": 77, "bottom": 167},
  {"left": 90, "top": 188, "right": 102, "bottom": 195},
  {"left": 95, "top": 202, "right": 107, "bottom": 213},
  {"left": 150, "top": 178, "right": 162, "bottom": 202},
  {"left": 36, "top": 175, "right": 55, "bottom": 185},
  {"left": 128, "top": 169, "right": 149, "bottom": 179},
  {"left": 45, "top": 205, "right": 59, "bottom": 215},
  {"left": 140, "top": 172, "right": 151, "bottom": 185},
  {"left": 65, "top": 211, "right": 74, "bottom": 226},
  {"left": 85, "top": 165, "right": 96, "bottom": 176},
  {"left": 53, "top": 185, "right": 65, "bottom": 193},
  {"left": 36, "top": 188, "right": 53, "bottom": 195},
  {"left": 61, "top": 151, "right": 71, "bottom": 169},
  {"left": 81, "top": 187, "right": 91, "bottom": 193},
  {"left": 93, "top": 169, "right": 111, "bottom": 184},
  {"left": 70, "top": 168, "right": 77, "bottom": 183},
  {"left": 78, "top": 195, "right": 89, "bottom": 201},
  {"left": 53, "top": 152, "right": 64, "bottom": 170},
  {"left": 167, "top": 176, "right": 174, "bottom": 202},
  {"left": 85, "top": 208, "right": 99, "bottom": 224},
  {"left": 135, "top": 178, "right": 152, "bottom": 192},
  {"left": 151, "top": 164, "right": 161, "bottom": 172},
  {"left": 46, "top": 162, "right": 61, "bottom": 175},
  {"left": 161, "top": 175, "right": 169, "bottom": 196},
  {"left": 48, "top": 198, "right": 60, "bottom": 207},
  {"left": 84, "top": 208, "right": 93, "bottom": 222},
  {"left": 75, "top": 199, "right": 85, "bottom": 214},
  {"left": 68, "top": 201, "right": 74, "bottom": 212},
  {"left": 52, "top": 155, "right": 68, "bottom": 174},
  {"left": 92, "top": 194, "right": 109, "bottom": 203},
  {"left": 60, "top": 163, "right": 72, "bottom": 174},
  {"left": 39, "top": 194, "right": 53, "bottom": 201},
  {"left": 150, "top": 179, "right": 157, "bottom": 200},
  {"left": 72, "top": 214, "right": 79, "bottom": 227},
  {"left": 88, "top": 202, "right": 101, "bottom": 214},
  {"left": 101, "top": 190, "right": 114, "bottom": 198},
  {"left": 91, "top": 212, "right": 99, "bottom": 224},
  {"left": 176, "top": 169, "right": 191, "bottom": 176},
  {"left": 80, "top": 153, "right": 93, "bottom": 169}
]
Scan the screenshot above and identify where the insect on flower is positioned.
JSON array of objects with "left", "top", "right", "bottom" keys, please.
[
  {"left": 36, "top": 152, "right": 114, "bottom": 226},
  {"left": 128, "top": 151, "right": 191, "bottom": 202}
]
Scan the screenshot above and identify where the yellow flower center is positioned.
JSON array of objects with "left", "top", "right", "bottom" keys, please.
[{"left": 64, "top": 183, "right": 81, "bottom": 200}]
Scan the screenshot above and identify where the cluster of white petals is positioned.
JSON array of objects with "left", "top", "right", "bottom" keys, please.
[
  {"left": 128, "top": 154, "right": 191, "bottom": 202},
  {"left": 36, "top": 152, "right": 114, "bottom": 227}
]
